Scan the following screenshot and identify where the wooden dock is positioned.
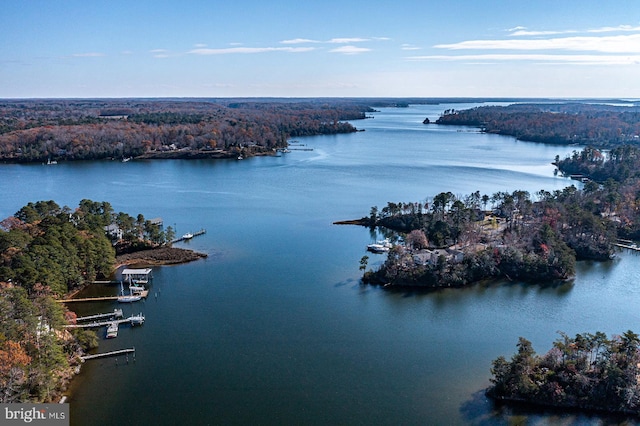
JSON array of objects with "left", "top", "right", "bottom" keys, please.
[
  {"left": 614, "top": 242, "right": 640, "bottom": 252},
  {"left": 64, "top": 314, "right": 145, "bottom": 329},
  {"left": 171, "top": 228, "right": 206, "bottom": 244},
  {"left": 81, "top": 347, "right": 135, "bottom": 361},
  {"left": 57, "top": 296, "right": 119, "bottom": 303},
  {"left": 58, "top": 289, "right": 149, "bottom": 303},
  {"left": 76, "top": 309, "right": 123, "bottom": 322}
]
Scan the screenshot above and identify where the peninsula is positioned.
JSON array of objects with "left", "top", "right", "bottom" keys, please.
[
  {"left": 0, "top": 98, "right": 373, "bottom": 163},
  {"left": 352, "top": 143, "right": 640, "bottom": 288},
  {"left": 0, "top": 198, "right": 205, "bottom": 403}
]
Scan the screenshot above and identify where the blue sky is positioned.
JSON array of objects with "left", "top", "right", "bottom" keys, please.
[{"left": 2, "top": 0, "right": 639, "bottom": 98}]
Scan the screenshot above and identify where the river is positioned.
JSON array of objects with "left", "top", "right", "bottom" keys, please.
[{"left": 2, "top": 103, "right": 638, "bottom": 425}]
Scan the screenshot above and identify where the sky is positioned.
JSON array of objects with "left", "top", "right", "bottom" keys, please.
[{"left": 2, "top": 0, "right": 640, "bottom": 99}]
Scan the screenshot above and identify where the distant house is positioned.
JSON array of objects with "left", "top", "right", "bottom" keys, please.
[
  {"left": 149, "top": 217, "right": 163, "bottom": 228},
  {"left": 104, "top": 224, "right": 123, "bottom": 240},
  {"left": 412, "top": 248, "right": 464, "bottom": 266}
]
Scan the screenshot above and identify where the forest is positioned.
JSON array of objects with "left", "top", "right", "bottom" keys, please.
[
  {"left": 0, "top": 99, "right": 374, "bottom": 162},
  {"left": 0, "top": 199, "right": 169, "bottom": 402},
  {"left": 434, "top": 103, "right": 640, "bottom": 148},
  {"left": 360, "top": 144, "right": 640, "bottom": 288},
  {"left": 489, "top": 331, "right": 640, "bottom": 415}
]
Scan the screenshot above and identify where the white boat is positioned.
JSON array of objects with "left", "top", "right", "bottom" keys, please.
[
  {"left": 106, "top": 322, "right": 118, "bottom": 338},
  {"left": 129, "top": 284, "right": 145, "bottom": 294},
  {"left": 117, "top": 283, "right": 142, "bottom": 303},
  {"left": 118, "top": 294, "right": 142, "bottom": 303},
  {"left": 129, "top": 313, "right": 145, "bottom": 326},
  {"left": 182, "top": 232, "right": 193, "bottom": 240},
  {"left": 367, "top": 239, "right": 393, "bottom": 253}
]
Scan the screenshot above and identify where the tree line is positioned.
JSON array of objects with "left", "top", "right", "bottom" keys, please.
[
  {"left": 0, "top": 99, "right": 373, "bottom": 162},
  {"left": 434, "top": 103, "right": 640, "bottom": 148}
]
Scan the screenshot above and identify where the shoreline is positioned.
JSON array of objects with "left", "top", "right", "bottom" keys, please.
[{"left": 58, "top": 246, "right": 206, "bottom": 402}]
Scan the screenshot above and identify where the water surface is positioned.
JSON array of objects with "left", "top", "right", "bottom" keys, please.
[{"left": 2, "top": 104, "right": 634, "bottom": 425}]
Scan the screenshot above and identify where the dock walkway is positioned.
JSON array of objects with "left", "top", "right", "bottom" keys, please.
[
  {"left": 615, "top": 242, "right": 640, "bottom": 252},
  {"left": 81, "top": 348, "right": 135, "bottom": 361},
  {"left": 171, "top": 228, "right": 206, "bottom": 244},
  {"left": 76, "top": 309, "right": 123, "bottom": 322},
  {"left": 64, "top": 314, "right": 145, "bottom": 329},
  {"left": 58, "top": 289, "right": 149, "bottom": 303}
]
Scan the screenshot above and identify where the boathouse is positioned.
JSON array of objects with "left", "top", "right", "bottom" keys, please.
[{"left": 122, "top": 268, "right": 153, "bottom": 284}]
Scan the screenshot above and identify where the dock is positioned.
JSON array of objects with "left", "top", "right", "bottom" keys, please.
[
  {"left": 614, "top": 242, "right": 640, "bottom": 252},
  {"left": 81, "top": 347, "right": 135, "bottom": 361},
  {"left": 57, "top": 296, "right": 119, "bottom": 303},
  {"left": 57, "top": 289, "right": 149, "bottom": 303},
  {"left": 75, "top": 309, "right": 123, "bottom": 322},
  {"left": 63, "top": 313, "right": 145, "bottom": 329},
  {"left": 171, "top": 228, "right": 206, "bottom": 244}
]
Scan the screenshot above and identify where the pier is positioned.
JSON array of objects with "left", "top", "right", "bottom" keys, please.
[
  {"left": 614, "top": 242, "right": 640, "bottom": 252},
  {"left": 75, "top": 309, "right": 123, "bottom": 322},
  {"left": 57, "top": 289, "right": 149, "bottom": 303},
  {"left": 63, "top": 313, "right": 145, "bottom": 329},
  {"left": 81, "top": 347, "right": 135, "bottom": 361},
  {"left": 171, "top": 228, "right": 206, "bottom": 243},
  {"left": 57, "top": 296, "right": 119, "bottom": 303}
]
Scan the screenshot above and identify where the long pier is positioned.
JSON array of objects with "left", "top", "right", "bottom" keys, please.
[
  {"left": 63, "top": 314, "right": 144, "bottom": 329},
  {"left": 76, "top": 309, "right": 123, "bottom": 322},
  {"left": 171, "top": 228, "right": 206, "bottom": 244},
  {"left": 57, "top": 289, "right": 149, "bottom": 303},
  {"left": 614, "top": 242, "right": 640, "bottom": 252},
  {"left": 81, "top": 348, "right": 135, "bottom": 361},
  {"left": 57, "top": 296, "right": 119, "bottom": 303}
]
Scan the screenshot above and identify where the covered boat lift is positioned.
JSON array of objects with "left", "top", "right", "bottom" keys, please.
[{"left": 121, "top": 268, "right": 153, "bottom": 284}]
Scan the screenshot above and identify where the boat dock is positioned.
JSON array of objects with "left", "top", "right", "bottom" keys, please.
[
  {"left": 57, "top": 289, "right": 149, "bottom": 303},
  {"left": 81, "top": 347, "right": 135, "bottom": 361},
  {"left": 75, "top": 309, "right": 123, "bottom": 322},
  {"left": 63, "top": 313, "right": 145, "bottom": 329},
  {"left": 57, "top": 296, "right": 119, "bottom": 303},
  {"left": 614, "top": 242, "right": 640, "bottom": 252},
  {"left": 171, "top": 228, "right": 206, "bottom": 243}
]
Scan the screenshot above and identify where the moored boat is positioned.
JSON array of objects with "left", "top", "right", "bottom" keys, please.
[
  {"left": 129, "top": 313, "right": 145, "bottom": 326},
  {"left": 367, "top": 238, "right": 393, "bottom": 253},
  {"left": 106, "top": 322, "right": 118, "bottom": 338}
]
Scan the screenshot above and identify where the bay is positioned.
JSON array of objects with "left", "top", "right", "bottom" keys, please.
[{"left": 1, "top": 103, "right": 634, "bottom": 425}]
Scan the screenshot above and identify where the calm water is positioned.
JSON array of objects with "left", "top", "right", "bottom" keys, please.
[{"left": 2, "top": 104, "right": 638, "bottom": 425}]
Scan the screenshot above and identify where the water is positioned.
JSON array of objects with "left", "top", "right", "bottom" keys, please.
[{"left": 1, "top": 104, "right": 635, "bottom": 425}]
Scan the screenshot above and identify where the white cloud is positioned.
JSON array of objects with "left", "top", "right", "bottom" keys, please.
[
  {"left": 280, "top": 38, "right": 321, "bottom": 44},
  {"left": 329, "top": 45, "right": 371, "bottom": 54},
  {"left": 435, "top": 34, "right": 640, "bottom": 53},
  {"left": 508, "top": 24, "right": 640, "bottom": 37},
  {"left": 72, "top": 52, "right": 105, "bottom": 57},
  {"left": 407, "top": 53, "right": 640, "bottom": 65},
  {"left": 188, "top": 46, "right": 315, "bottom": 55},
  {"left": 150, "top": 49, "right": 172, "bottom": 58},
  {"left": 194, "top": 43, "right": 208, "bottom": 48},
  {"left": 328, "top": 37, "right": 369, "bottom": 44},
  {"left": 401, "top": 44, "right": 421, "bottom": 51}
]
